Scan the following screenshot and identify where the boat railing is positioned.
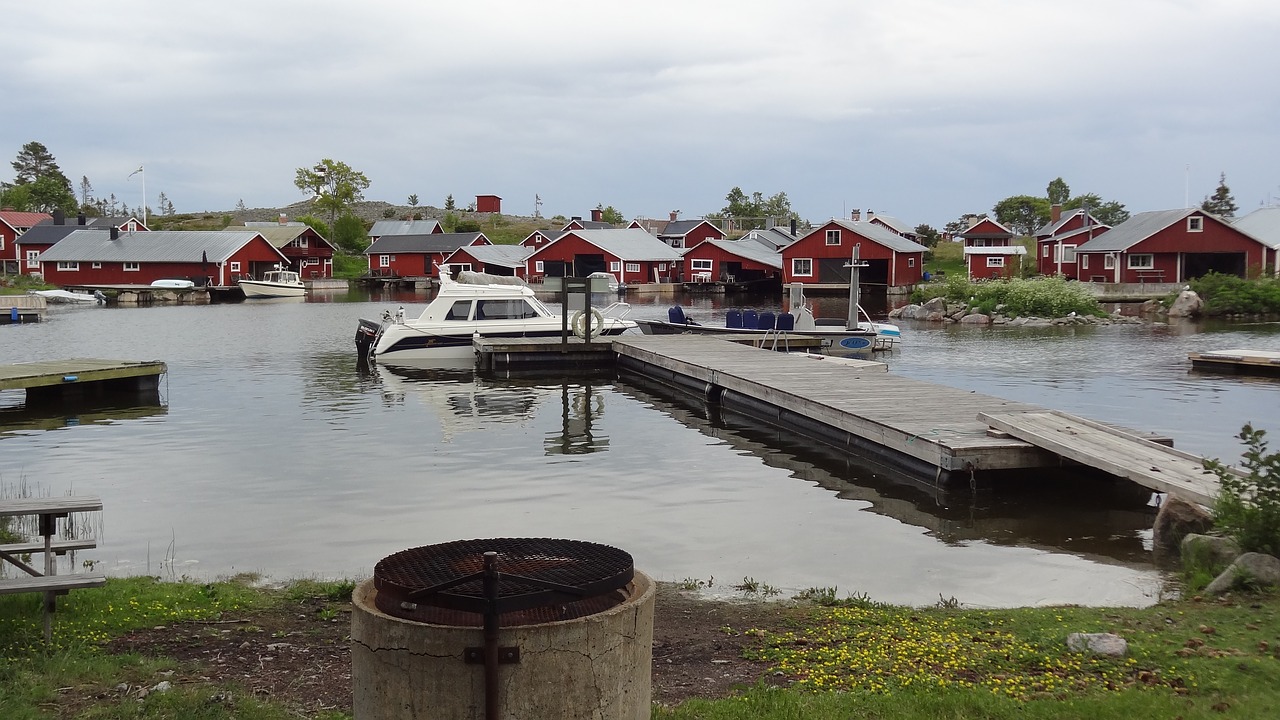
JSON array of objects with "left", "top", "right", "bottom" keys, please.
[{"left": 599, "top": 301, "right": 632, "bottom": 319}]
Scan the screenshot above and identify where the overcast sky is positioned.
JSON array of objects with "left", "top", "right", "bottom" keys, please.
[{"left": 5, "top": 1, "right": 1278, "bottom": 228}]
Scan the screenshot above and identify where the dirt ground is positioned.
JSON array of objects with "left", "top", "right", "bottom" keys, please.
[{"left": 101, "top": 582, "right": 805, "bottom": 716}]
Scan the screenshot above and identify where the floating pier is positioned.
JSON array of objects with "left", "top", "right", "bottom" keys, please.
[
  {"left": 605, "top": 335, "right": 1218, "bottom": 502},
  {"left": 2, "top": 295, "right": 46, "bottom": 323},
  {"left": 0, "top": 359, "right": 167, "bottom": 406},
  {"left": 1189, "top": 349, "right": 1280, "bottom": 377}
]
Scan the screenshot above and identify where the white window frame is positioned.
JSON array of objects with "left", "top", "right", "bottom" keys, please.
[
  {"left": 690, "top": 258, "right": 713, "bottom": 273},
  {"left": 625, "top": 262, "right": 640, "bottom": 273},
  {"left": 379, "top": 255, "right": 391, "bottom": 269},
  {"left": 91, "top": 262, "right": 102, "bottom": 269},
  {"left": 1104, "top": 254, "right": 1115, "bottom": 270},
  {"left": 1053, "top": 244, "right": 1078, "bottom": 263},
  {"left": 1188, "top": 216, "right": 1203, "bottom": 232},
  {"left": 25, "top": 250, "right": 40, "bottom": 269},
  {"left": 57, "top": 261, "right": 79, "bottom": 271},
  {"left": 1127, "top": 253, "right": 1154, "bottom": 270},
  {"left": 230, "top": 261, "right": 241, "bottom": 272},
  {"left": 792, "top": 258, "right": 813, "bottom": 277},
  {"left": 1081, "top": 255, "right": 1090, "bottom": 269},
  {"left": 1042, "top": 244, "right": 1050, "bottom": 258},
  {"left": 610, "top": 261, "right": 621, "bottom": 272},
  {"left": 986, "top": 256, "right": 1005, "bottom": 268},
  {"left": 535, "top": 260, "right": 544, "bottom": 272},
  {"left": 123, "top": 261, "right": 140, "bottom": 272},
  {"left": 907, "top": 257, "right": 915, "bottom": 267},
  {"left": 825, "top": 229, "right": 840, "bottom": 246}
]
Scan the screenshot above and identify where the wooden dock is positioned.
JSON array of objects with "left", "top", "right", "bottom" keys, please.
[
  {"left": 611, "top": 335, "right": 1218, "bottom": 502},
  {"left": 0, "top": 359, "right": 167, "bottom": 404},
  {"left": 1189, "top": 349, "right": 1280, "bottom": 377},
  {"left": 1, "top": 295, "right": 46, "bottom": 323},
  {"left": 475, "top": 334, "right": 823, "bottom": 374}
]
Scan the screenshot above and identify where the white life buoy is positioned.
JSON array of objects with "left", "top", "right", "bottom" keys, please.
[{"left": 571, "top": 308, "right": 607, "bottom": 339}]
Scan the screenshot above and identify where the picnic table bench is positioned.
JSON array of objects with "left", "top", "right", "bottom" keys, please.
[{"left": 0, "top": 496, "right": 105, "bottom": 641}]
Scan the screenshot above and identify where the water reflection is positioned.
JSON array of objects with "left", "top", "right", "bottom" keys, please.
[
  {"left": 544, "top": 383, "right": 610, "bottom": 455},
  {"left": 0, "top": 389, "right": 167, "bottom": 438},
  {"left": 618, "top": 374, "right": 1156, "bottom": 568}
]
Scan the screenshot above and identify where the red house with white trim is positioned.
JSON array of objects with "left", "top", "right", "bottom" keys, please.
[
  {"left": 781, "top": 219, "right": 926, "bottom": 288},
  {"left": 526, "top": 228, "right": 683, "bottom": 285},
  {"left": 36, "top": 229, "right": 288, "bottom": 287},
  {"left": 365, "top": 233, "right": 491, "bottom": 279},
  {"left": 1034, "top": 205, "right": 1109, "bottom": 279},
  {"left": 658, "top": 218, "right": 724, "bottom": 249},
  {"left": 0, "top": 209, "right": 53, "bottom": 273},
  {"left": 681, "top": 239, "right": 782, "bottom": 286},
  {"left": 442, "top": 244, "right": 534, "bottom": 279},
  {"left": 958, "top": 217, "right": 1026, "bottom": 280},
  {"left": 1075, "top": 208, "right": 1273, "bottom": 284}
]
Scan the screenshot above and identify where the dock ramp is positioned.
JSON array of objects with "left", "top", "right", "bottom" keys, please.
[{"left": 979, "top": 410, "right": 1223, "bottom": 506}]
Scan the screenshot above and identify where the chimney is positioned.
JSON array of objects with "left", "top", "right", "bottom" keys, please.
[
  {"left": 669, "top": 210, "right": 679, "bottom": 222},
  {"left": 790, "top": 218, "right": 797, "bottom": 236},
  {"left": 851, "top": 209, "right": 861, "bottom": 221},
  {"left": 110, "top": 226, "right": 119, "bottom": 240},
  {"left": 866, "top": 209, "right": 874, "bottom": 220},
  {"left": 77, "top": 212, "right": 86, "bottom": 225},
  {"left": 53, "top": 209, "right": 66, "bottom": 225},
  {"left": 279, "top": 213, "right": 288, "bottom": 225},
  {"left": 1051, "top": 203, "right": 1062, "bottom": 223},
  {"left": 571, "top": 216, "right": 582, "bottom": 222},
  {"left": 591, "top": 208, "right": 603, "bottom": 223}
]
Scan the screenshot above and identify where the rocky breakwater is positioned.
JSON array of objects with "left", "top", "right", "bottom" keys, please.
[{"left": 890, "top": 296, "right": 1148, "bottom": 327}]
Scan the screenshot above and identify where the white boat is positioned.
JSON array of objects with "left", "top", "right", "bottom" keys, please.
[
  {"left": 815, "top": 305, "right": 902, "bottom": 348},
  {"left": 29, "top": 289, "right": 105, "bottom": 304},
  {"left": 151, "top": 279, "right": 195, "bottom": 289},
  {"left": 239, "top": 268, "right": 305, "bottom": 298},
  {"left": 356, "top": 266, "right": 638, "bottom": 365}
]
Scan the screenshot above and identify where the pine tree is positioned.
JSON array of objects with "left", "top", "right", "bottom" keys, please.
[{"left": 1202, "top": 172, "right": 1239, "bottom": 218}]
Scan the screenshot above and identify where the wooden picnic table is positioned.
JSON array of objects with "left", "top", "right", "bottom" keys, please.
[{"left": 0, "top": 496, "right": 106, "bottom": 642}]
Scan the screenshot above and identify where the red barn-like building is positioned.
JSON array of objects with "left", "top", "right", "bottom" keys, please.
[
  {"left": 1075, "top": 208, "right": 1274, "bottom": 283},
  {"left": 781, "top": 219, "right": 926, "bottom": 288},
  {"left": 476, "top": 195, "right": 502, "bottom": 213},
  {"left": 681, "top": 239, "right": 782, "bottom": 286},
  {"left": 1034, "top": 206, "right": 1109, "bottom": 279},
  {"left": 36, "top": 229, "right": 288, "bottom": 286},
  {"left": 959, "top": 217, "right": 1025, "bottom": 280},
  {"left": 365, "top": 233, "right": 491, "bottom": 279},
  {"left": 442, "top": 244, "right": 534, "bottom": 279},
  {"left": 0, "top": 209, "right": 53, "bottom": 273},
  {"left": 526, "top": 228, "right": 683, "bottom": 285}
]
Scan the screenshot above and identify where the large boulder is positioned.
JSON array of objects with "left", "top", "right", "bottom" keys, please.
[
  {"left": 1180, "top": 534, "right": 1240, "bottom": 573},
  {"left": 1167, "top": 290, "right": 1203, "bottom": 318},
  {"left": 1152, "top": 497, "right": 1213, "bottom": 559},
  {"left": 1066, "top": 632, "right": 1128, "bottom": 657},
  {"left": 1204, "top": 552, "right": 1280, "bottom": 594}
]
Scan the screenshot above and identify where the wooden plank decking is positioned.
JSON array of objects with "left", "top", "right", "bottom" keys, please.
[
  {"left": 979, "top": 410, "right": 1221, "bottom": 505},
  {"left": 0, "top": 359, "right": 166, "bottom": 392},
  {"left": 612, "top": 335, "right": 1053, "bottom": 476},
  {"left": 1189, "top": 349, "right": 1280, "bottom": 376},
  {"left": 612, "top": 335, "right": 1219, "bottom": 501}
]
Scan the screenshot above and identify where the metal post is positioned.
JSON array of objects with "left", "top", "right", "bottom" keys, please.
[
  {"left": 846, "top": 244, "right": 864, "bottom": 331},
  {"left": 482, "top": 551, "right": 500, "bottom": 720}
]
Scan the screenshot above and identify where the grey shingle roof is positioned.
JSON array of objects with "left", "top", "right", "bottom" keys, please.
[
  {"left": 739, "top": 227, "right": 800, "bottom": 251},
  {"left": 14, "top": 224, "right": 83, "bottom": 246},
  {"left": 38, "top": 229, "right": 276, "bottom": 263},
  {"left": 867, "top": 213, "right": 914, "bottom": 236},
  {"left": 365, "top": 232, "right": 486, "bottom": 254},
  {"left": 826, "top": 220, "right": 929, "bottom": 253},
  {"left": 1231, "top": 207, "right": 1280, "bottom": 250},
  {"left": 369, "top": 219, "right": 441, "bottom": 236},
  {"left": 690, "top": 239, "right": 784, "bottom": 269},
  {"left": 1074, "top": 208, "right": 1199, "bottom": 253},
  {"left": 553, "top": 229, "right": 685, "bottom": 262},
  {"left": 449, "top": 244, "right": 533, "bottom": 268}
]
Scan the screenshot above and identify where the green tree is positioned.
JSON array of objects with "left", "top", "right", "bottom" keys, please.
[
  {"left": 294, "top": 158, "right": 371, "bottom": 231},
  {"left": 26, "top": 175, "right": 78, "bottom": 214},
  {"left": 719, "top": 187, "right": 796, "bottom": 230},
  {"left": 596, "top": 204, "right": 624, "bottom": 224},
  {"left": 992, "top": 195, "right": 1050, "bottom": 236},
  {"left": 11, "top": 141, "right": 70, "bottom": 189},
  {"left": 0, "top": 183, "right": 32, "bottom": 211},
  {"left": 1202, "top": 172, "right": 1239, "bottom": 219},
  {"left": 1065, "top": 193, "right": 1130, "bottom": 227},
  {"left": 408, "top": 194, "right": 419, "bottom": 208},
  {"left": 295, "top": 214, "right": 331, "bottom": 242},
  {"left": 79, "top": 175, "right": 93, "bottom": 209},
  {"left": 455, "top": 219, "right": 482, "bottom": 233},
  {"left": 914, "top": 224, "right": 941, "bottom": 248},
  {"left": 444, "top": 194, "right": 455, "bottom": 211},
  {"left": 1046, "top": 177, "right": 1070, "bottom": 205},
  {"left": 333, "top": 213, "right": 368, "bottom": 253},
  {"left": 945, "top": 213, "right": 986, "bottom": 235}
]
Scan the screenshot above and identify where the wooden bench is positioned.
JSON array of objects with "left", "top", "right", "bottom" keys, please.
[{"left": 0, "top": 495, "right": 104, "bottom": 641}]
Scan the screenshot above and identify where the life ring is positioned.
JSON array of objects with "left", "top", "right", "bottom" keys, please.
[{"left": 571, "top": 308, "right": 607, "bottom": 339}]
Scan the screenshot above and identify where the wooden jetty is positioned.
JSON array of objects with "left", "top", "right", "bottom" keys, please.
[
  {"left": 0, "top": 359, "right": 167, "bottom": 404},
  {"left": 609, "top": 335, "right": 1218, "bottom": 502},
  {"left": 1, "top": 295, "right": 46, "bottom": 323},
  {"left": 1189, "top": 349, "right": 1280, "bottom": 377},
  {"left": 475, "top": 334, "right": 823, "bottom": 373}
]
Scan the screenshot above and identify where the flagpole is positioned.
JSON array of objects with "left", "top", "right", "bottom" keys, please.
[{"left": 141, "top": 166, "right": 146, "bottom": 226}]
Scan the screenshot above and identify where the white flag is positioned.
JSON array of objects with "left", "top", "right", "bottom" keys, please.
[{"left": 127, "top": 165, "right": 144, "bottom": 179}]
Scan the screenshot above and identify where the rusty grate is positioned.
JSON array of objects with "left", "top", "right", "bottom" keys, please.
[{"left": 373, "top": 537, "right": 634, "bottom": 626}]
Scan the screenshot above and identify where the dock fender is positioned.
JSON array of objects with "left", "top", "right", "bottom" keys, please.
[{"left": 704, "top": 383, "right": 724, "bottom": 403}]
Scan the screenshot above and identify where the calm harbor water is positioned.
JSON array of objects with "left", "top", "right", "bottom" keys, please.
[{"left": 2, "top": 287, "right": 1278, "bottom": 608}]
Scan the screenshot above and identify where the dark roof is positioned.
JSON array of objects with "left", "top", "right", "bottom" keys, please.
[
  {"left": 366, "top": 232, "right": 487, "bottom": 254},
  {"left": 14, "top": 223, "right": 84, "bottom": 245},
  {"left": 658, "top": 219, "right": 717, "bottom": 238}
]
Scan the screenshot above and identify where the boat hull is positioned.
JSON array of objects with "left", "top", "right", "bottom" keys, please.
[
  {"left": 633, "top": 320, "right": 878, "bottom": 357},
  {"left": 239, "top": 281, "right": 305, "bottom": 298}
]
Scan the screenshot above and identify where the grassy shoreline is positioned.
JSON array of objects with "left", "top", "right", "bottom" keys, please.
[{"left": 2, "top": 575, "right": 1278, "bottom": 718}]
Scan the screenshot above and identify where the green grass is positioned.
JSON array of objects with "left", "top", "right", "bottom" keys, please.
[
  {"left": 660, "top": 592, "right": 1280, "bottom": 720},
  {"left": 911, "top": 275, "right": 1105, "bottom": 318},
  {"left": 0, "top": 274, "right": 54, "bottom": 294}
]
